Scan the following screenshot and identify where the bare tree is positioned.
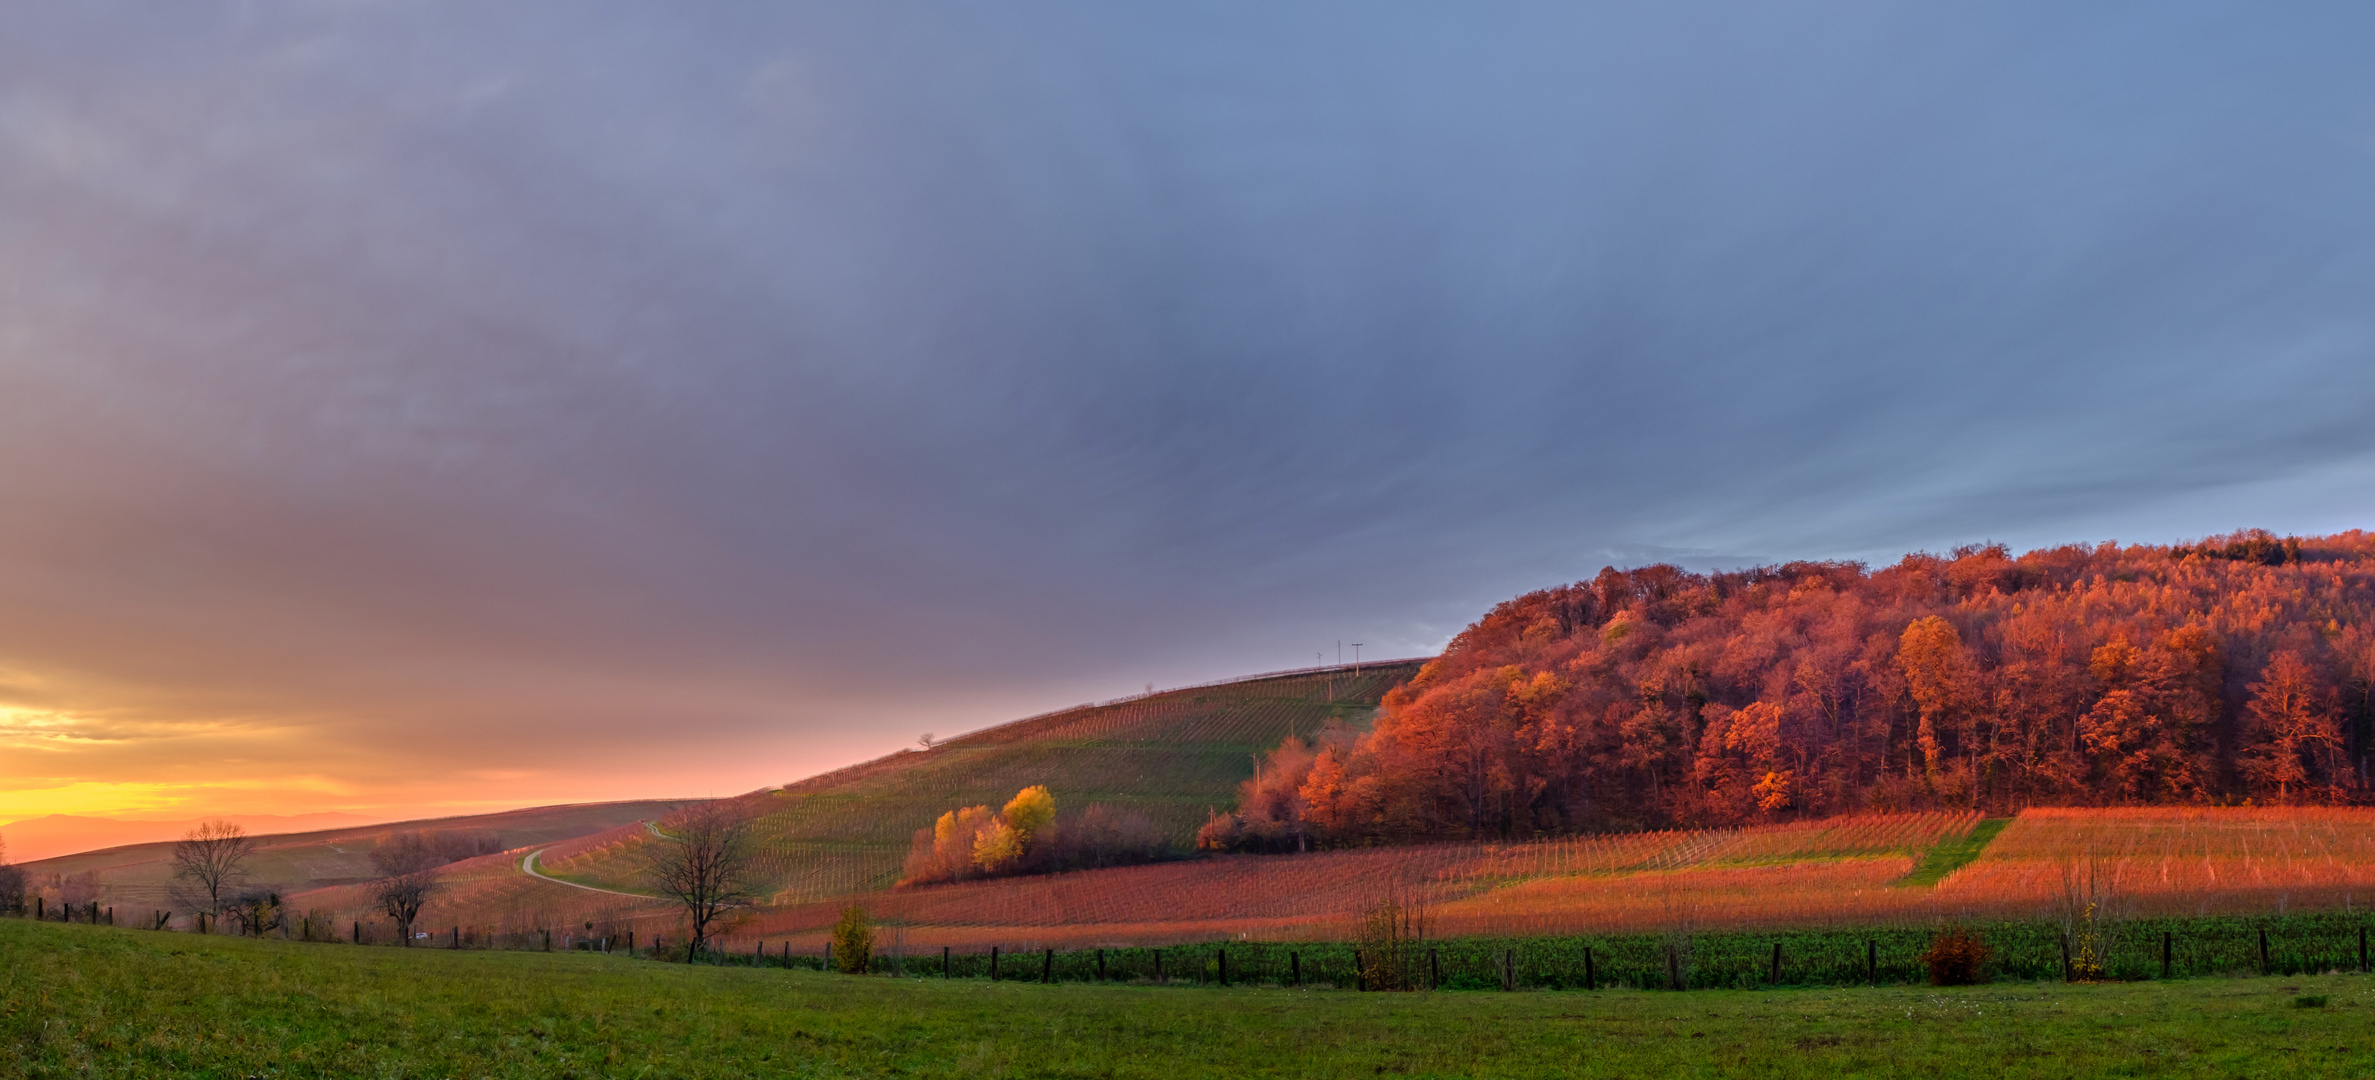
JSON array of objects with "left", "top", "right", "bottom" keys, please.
[
  {"left": 370, "top": 832, "right": 445, "bottom": 946},
  {"left": 168, "top": 820, "right": 255, "bottom": 916},
  {"left": 644, "top": 803, "right": 756, "bottom": 961}
]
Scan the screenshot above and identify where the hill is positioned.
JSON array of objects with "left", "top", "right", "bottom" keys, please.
[
  {"left": 503, "top": 661, "right": 1424, "bottom": 906},
  {"left": 14, "top": 799, "right": 702, "bottom": 908},
  {"left": 1214, "top": 530, "right": 2375, "bottom": 847},
  {"left": 0, "top": 812, "right": 378, "bottom": 864}
]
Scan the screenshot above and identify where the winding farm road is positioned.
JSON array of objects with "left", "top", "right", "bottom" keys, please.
[{"left": 519, "top": 840, "right": 661, "bottom": 900}]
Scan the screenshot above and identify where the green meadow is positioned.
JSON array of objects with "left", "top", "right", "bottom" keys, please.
[{"left": 6, "top": 919, "right": 2375, "bottom": 1078}]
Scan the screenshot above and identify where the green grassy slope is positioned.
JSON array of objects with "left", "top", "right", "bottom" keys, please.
[
  {"left": 8, "top": 918, "right": 2374, "bottom": 1079},
  {"left": 1896, "top": 816, "right": 2011, "bottom": 887},
  {"left": 545, "top": 662, "right": 1423, "bottom": 904}
]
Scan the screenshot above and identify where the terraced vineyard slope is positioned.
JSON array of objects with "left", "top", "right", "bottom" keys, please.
[{"left": 541, "top": 661, "right": 1424, "bottom": 905}]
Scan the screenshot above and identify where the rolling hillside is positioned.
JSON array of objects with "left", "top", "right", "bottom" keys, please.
[
  {"left": 535, "top": 661, "right": 1425, "bottom": 905},
  {"left": 16, "top": 800, "right": 702, "bottom": 908}
]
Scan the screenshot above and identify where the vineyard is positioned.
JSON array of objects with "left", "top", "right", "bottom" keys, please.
[
  {"left": 687, "top": 807, "right": 2375, "bottom": 955},
  {"left": 1935, "top": 807, "right": 2375, "bottom": 916},
  {"left": 709, "top": 811, "right": 1972, "bottom": 949},
  {"left": 533, "top": 662, "right": 1424, "bottom": 906}
]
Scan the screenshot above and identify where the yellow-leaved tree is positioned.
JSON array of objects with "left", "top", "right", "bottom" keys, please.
[{"left": 972, "top": 785, "right": 1055, "bottom": 873}]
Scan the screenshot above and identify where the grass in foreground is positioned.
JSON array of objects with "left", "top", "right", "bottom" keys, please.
[{"left": 7, "top": 919, "right": 2375, "bottom": 1078}]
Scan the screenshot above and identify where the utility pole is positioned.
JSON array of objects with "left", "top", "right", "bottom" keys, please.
[{"left": 1352, "top": 643, "right": 1364, "bottom": 673}]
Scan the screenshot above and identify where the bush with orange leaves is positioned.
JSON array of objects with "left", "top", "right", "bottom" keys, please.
[{"left": 1922, "top": 924, "right": 1992, "bottom": 986}]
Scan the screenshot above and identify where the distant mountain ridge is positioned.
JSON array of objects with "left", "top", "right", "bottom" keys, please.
[
  {"left": 0, "top": 812, "right": 381, "bottom": 864},
  {"left": 13, "top": 800, "right": 705, "bottom": 905}
]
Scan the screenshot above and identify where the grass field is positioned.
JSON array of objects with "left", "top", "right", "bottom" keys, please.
[{"left": 8, "top": 919, "right": 2375, "bottom": 1079}]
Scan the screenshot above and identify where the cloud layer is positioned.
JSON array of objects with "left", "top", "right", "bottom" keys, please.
[{"left": 2, "top": 2, "right": 2372, "bottom": 818}]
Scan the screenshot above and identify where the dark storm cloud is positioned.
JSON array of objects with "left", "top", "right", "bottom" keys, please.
[{"left": 1, "top": 1, "right": 2371, "bottom": 808}]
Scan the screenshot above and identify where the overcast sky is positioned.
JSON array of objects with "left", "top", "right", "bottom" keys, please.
[{"left": 3, "top": 2, "right": 2372, "bottom": 821}]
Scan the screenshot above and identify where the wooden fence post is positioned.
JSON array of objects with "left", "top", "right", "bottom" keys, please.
[
  {"left": 1153, "top": 948, "right": 1162, "bottom": 983},
  {"left": 2360, "top": 927, "right": 2367, "bottom": 974},
  {"left": 1667, "top": 943, "right": 1682, "bottom": 991},
  {"left": 353, "top": 921, "right": 360, "bottom": 944},
  {"left": 2060, "top": 935, "right": 2072, "bottom": 982},
  {"left": 2259, "top": 929, "right": 2270, "bottom": 975},
  {"left": 1584, "top": 946, "right": 1596, "bottom": 991},
  {"left": 1290, "top": 951, "right": 1300, "bottom": 988},
  {"left": 1503, "top": 948, "right": 1517, "bottom": 992},
  {"left": 1868, "top": 939, "right": 1878, "bottom": 986},
  {"left": 1216, "top": 948, "right": 1227, "bottom": 987},
  {"left": 451, "top": 926, "right": 459, "bottom": 949},
  {"left": 2162, "top": 931, "right": 2171, "bottom": 979},
  {"left": 1043, "top": 948, "right": 1054, "bottom": 984},
  {"left": 1353, "top": 949, "right": 1363, "bottom": 991},
  {"left": 943, "top": 946, "right": 950, "bottom": 978},
  {"left": 627, "top": 931, "right": 635, "bottom": 956},
  {"left": 1770, "top": 942, "right": 1782, "bottom": 986},
  {"left": 1097, "top": 949, "right": 1105, "bottom": 981},
  {"left": 990, "top": 946, "right": 999, "bottom": 981},
  {"left": 1428, "top": 948, "right": 1439, "bottom": 990}
]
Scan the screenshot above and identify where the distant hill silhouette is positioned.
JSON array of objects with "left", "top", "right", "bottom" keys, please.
[
  {"left": 15, "top": 800, "right": 703, "bottom": 906},
  {"left": 0, "top": 813, "right": 377, "bottom": 864}
]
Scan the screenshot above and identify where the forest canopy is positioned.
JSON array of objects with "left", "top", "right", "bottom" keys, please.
[{"left": 1201, "top": 530, "right": 2375, "bottom": 850}]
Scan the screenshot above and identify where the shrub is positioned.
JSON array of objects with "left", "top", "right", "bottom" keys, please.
[
  {"left": 1922, "top": 924, "right": 1992, "bottom": 986},
  {"left": 831, "top": 906, "right": 872, "bottom": 974},
  {"left": 2295, "top": 994, "right": 2329, "bottom": 1008}
]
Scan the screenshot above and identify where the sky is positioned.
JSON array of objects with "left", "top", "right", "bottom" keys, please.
[{"left": 2, "top": 2, "right": 2373, "bottom": 825}]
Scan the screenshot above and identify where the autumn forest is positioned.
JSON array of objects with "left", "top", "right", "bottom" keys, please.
[{"left": 1200, "top": 530, "right": 2375, "bottom": 851}]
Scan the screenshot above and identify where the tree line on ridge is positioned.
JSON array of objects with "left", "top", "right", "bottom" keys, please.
[{"left": 1200, "top": 530, "right": 2375, "bottom": 850}]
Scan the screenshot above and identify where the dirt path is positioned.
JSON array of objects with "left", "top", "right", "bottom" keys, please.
[{"left": 519, "top": 845, "right": 660, "bottom": 900}]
